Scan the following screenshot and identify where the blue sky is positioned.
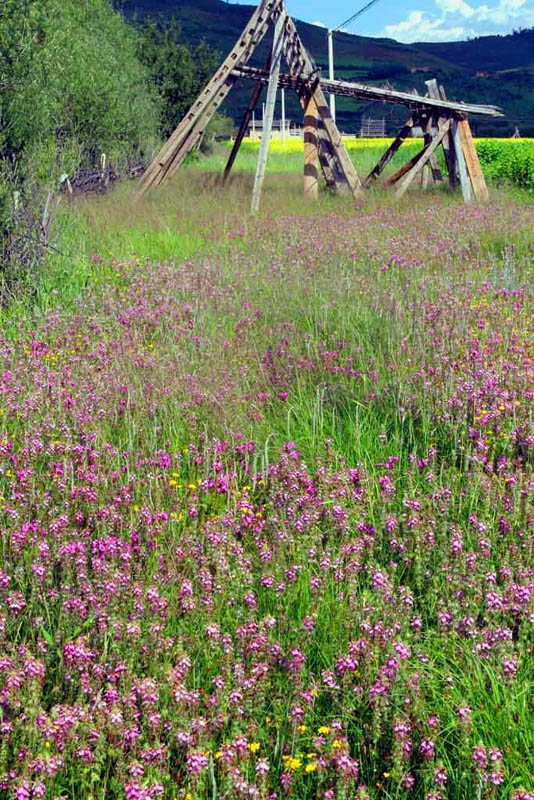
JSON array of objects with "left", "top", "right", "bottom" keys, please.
[{"left": 230, "top": 0, "right": 533, "bottom": 41}]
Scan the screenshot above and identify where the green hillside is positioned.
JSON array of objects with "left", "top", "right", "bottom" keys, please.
[{"left": 120, "top": 0, "right": 534, "bottom": 135}]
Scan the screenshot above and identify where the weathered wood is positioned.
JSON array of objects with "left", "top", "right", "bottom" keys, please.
[
  {"left": 280, "top": 14, "right": 363, "bottom": 199},
  {"left": 295, "top": 87, "right": 340, "bottom": 190},
  {"left": 456, "top": 119, "right": 489, "bottom": 202},
  {"left": 251, "top": 13, "right": 285, "bottom": 214},
  {"left": 452, "top": 120, "right": 472, "bottom": 203},
  {"left": 422, "top": 113, "right": 442, "bottom": 185},
  {"left": 364, "top": 118, "right": 414, "bottom": 185},
  {"left": 386, "top": 149, "right": 423, "bottom": 187},
  {"left": 437, "top": 83, "right": 458, "bottom": 186},
  {"left": 223, "top": 58, "right": 269, "bottom": 184},
  {"left": 308, "top": 83, "right": 363, "bottom": 198},
  {"left": 163, "top": 79, "right": 236, "bottom": 184},
  {"left": 232, "top": 64, "right": 504, "bottom": 118},
  {"left": 395, "top": 119, "right": 452, "bottom": 198},
  {"left": 133, "top": 0, "right": 284, "bottom": 199},
  {"left": 303, "top": 93, "right": 319, "bottom": 200}
]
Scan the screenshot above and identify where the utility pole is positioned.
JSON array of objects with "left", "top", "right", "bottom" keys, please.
[
  {"left": 281, "top": 88, "right": 286, "bottom": 145},
  {"left": 327, "top": 0, "right": 382, "bottom": 129},
  {"left": 327, "top": 29, "right": 336, "bottom": 122}
]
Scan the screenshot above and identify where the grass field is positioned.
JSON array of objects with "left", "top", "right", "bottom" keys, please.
[
  {"left": 197, "top": 137, "right": 534, "bottom": 189},
  {"left": 0, "top": 162, "right": 533, "bottom": 800}
]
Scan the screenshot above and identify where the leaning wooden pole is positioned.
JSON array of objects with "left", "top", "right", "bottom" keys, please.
[
  {"left": 365, "top": 117, "right": 414, "bottom": 185},
  {"left": 303, "top": 93, "right": 319, "bottom": 200},
  {"left": 133, "top": 0, "right": 284, "bottom": 200},
  {"left": 251, "top": 13, "right": 285, "bottom": 214},
  {"left": 223, "top": 58, "right": 270, "bottom": 185},
  {"left": 456, "top": 119, "right": 489, "bottom": 202},
  {"left": 452, "top": 120, "right": 472, "bottom": 203},
  {"left": 280, "top": 14, "right": 363, "bottom": 199},
  {"left": 395, "top": 119, "right": 452, "bottom": 198}
]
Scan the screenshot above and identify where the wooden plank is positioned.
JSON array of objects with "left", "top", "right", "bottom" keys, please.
[
  {"left": 438, "top": 84, "right": 458, "bottom": 186},
  {"left": 133, "top": 0, "right": 283, "bottom": 199},
  {"left": 280, "top": 16, "right": 363, "bottom": 199},
  {"left": 452, "top": 120, "right": 472, "bottom": 203},
  {"left": 160, "top": 76, "right": 237, "bottom": 185},
  {"left": 223, "top": 57, "right": 270, "bottom": 184},
  {"left": 296, "top": 88, "right": 340, "bottom": 190},
  {"left": 395, "top": 119, "right": 451, "bottom": 198},
  {"left": 386, "top": 148, "right": 424, "bottom": 187},
  {"left": 364, "top": 117, "right": 414, "bottom": 185},
  {"left": 422, "top": 113, "right": 441, "bottom": 185},
  {"left": 426, "top": 80, "right": 456, "bottom": 186},
  {"left": 303, "top": 92, "right": 319, "bottom": 200},
  {"left": 308, "top": 83, "right": 363, "bottom": 198},
  {"left": 456, "top": 119, "right": 489, "bottom": 202},
  {"left": 251, "top": 13, "right": 285, "bottom": 214},
  {"left": 232, "top": 65, "right": 503, "bottom": 117}
]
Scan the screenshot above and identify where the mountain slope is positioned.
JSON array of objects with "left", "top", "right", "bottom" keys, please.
[{"left": 120, "top": 0, "right": 534, "bottom": 135}]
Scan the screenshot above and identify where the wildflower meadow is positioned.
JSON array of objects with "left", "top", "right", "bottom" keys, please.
[{"left": 0, "top": 157, "right": 533, "bottom": 800}]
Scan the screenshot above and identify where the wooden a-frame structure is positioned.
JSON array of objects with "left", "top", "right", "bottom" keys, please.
[{"left": 133, "top": 0, "right": 503, "bottom": 211}]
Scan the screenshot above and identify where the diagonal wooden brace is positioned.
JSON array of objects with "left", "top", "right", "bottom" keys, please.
[
  {"left": 394, "top": 118, "right": 452, "bottom": 198},
  {"left": 133, "top": 0, "right": 285, "bottom": 199},
  {"left": 365, "top": 117, "right": 414, "bottom": 185}
]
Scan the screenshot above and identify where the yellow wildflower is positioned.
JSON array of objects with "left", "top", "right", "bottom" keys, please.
[{"left": 332, "top": 739, "right": 342, "bottom": 749}]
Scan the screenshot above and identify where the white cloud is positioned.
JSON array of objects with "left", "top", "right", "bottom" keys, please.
[
  {"left": 436, "top": 0, "right": 475, "bottom": 17},
  {"left": 311, "top": 20, "right": 327, "bottom": 28},
  {"left": 381, "top": 0, "right": 534, "bottom": 41}
]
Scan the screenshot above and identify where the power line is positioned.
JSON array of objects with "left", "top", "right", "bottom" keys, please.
[{"left": 334, "top": 0, "right": 382, "bottom": 33}]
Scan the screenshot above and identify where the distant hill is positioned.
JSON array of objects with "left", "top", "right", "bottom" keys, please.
[{"left": 120, "top": 0, "right": 534, "bottom": 135}]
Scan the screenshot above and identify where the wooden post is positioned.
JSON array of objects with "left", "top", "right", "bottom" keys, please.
[
  {"left": 423, "top": 112, "right": 442, "bottom": 185},
  {"left": 281, "top": 88, "right": 286, "bottom": 146},
  {"left": 303, "top": 93, "right": 319, "bottom": 200},
  {"left": 251, "top": 13, "right": 285, "bottom": 214},
  {"left": 426, "top": 79, "right": 456, "bottom": 187},
  {"left": 280, "top": 14, "right": 363, "bottom": 199},
  {"left": 452, "top": 120, "right": 472, "bottom": 203},
  {"left": 456, "top": 118, "right": 489, "bottom": 202},
  {"left": 223, "top": 57, "right": 270, "bottom": 184},
  {"left": 133, "top": 0, "right": 283, "bottom": 200}
]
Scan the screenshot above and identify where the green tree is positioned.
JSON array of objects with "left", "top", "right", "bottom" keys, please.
[
  {"left": 137, "top": 15, "right": 221, "bottom": 138},
  {"left": 0, "top": 0, "right": 160, "bottom": 279}
]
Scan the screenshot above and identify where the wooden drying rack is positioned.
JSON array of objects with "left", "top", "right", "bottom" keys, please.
[{"left": 132, "top": 0, "right": 503, "bottom": 211}]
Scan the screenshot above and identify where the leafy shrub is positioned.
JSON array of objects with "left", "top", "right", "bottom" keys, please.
[
  {"left": 476, "top": 139, "right": 534, "bottom": 189},
  {"left": 0, "top": 0, "right": 160, "bottom": 290}
]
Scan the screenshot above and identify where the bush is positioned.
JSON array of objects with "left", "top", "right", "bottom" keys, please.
[{"left": 0, "top": 0, "right": 161, "bottom": 290}]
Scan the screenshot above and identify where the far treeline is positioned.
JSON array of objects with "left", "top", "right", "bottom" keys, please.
[{"left": 0, "top": 0, "right": 232, "bottom": 290}]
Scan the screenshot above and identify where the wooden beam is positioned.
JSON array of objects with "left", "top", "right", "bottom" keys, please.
[
  {"left": 452, "top": 120, "right": 472, "bottom": 203},
  {"left": 308, "top": 83, "right": 363, "bottom": 199},
  {"left": 303, "top": 92, "right": 319, "bottom": 200},
  {"left": 251, "top": 13, "right": 285, "bottom": 214},
  {"left": 386, "top": 149, "right": 424, "bottom": 187},
  {"left": 280, "top": 15, "right": 363, "bottom": 199},
  {"left": 426, "top": 79, "right": 457, "bottom": 187},
  {"left": 232, "top": 65, "right": 504, "bottom": 118},
  {"left": 295, "top": 88, "right": 340, "bottom": 190},
  {"left": 456, "top": 119, "right": 489, "bottom": 202},
  {"left": 223, "top": 58, "right": 270, "bottom": 184},
  {"left": 133, "top": 0, "right": 284, "bottom": 199},
  {"left": 395, "top": 119, "right": 452, "bottom": 198},
  {"left": 364, "top": 118, "right": 414, "bottom": 186},
  {"left": 422, "top": 112, "right": 443, "bottom": 185}
]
